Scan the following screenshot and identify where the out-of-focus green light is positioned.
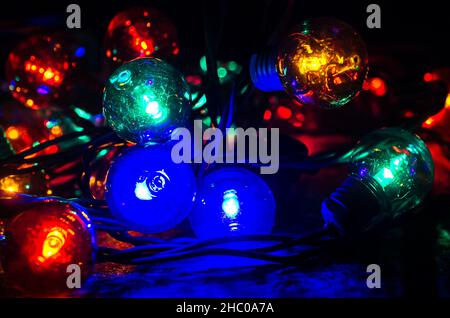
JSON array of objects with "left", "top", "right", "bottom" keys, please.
[
  {"left": 203, "top": 116, "right": 211, "bottom": 127},
  {"left": 73, "top": 107, "right": 93, "bottom": 121},
  {"left": 439, "top": 227, "right": 450, "bottom": 248},
  {"left": 217, "top": 67, "right": 227, "bottom": 79},
  {"left": 97, "top": 149, "right": 109, "bottom": 158},
  {"left": 216, "top": 116, "right": 221, "bottom": 124},
  {"left": 191, "top": 91, "right": 199, "bottom": 101},
  {"left": 78, "top": 136, "right": 91, "bottom": 143},
  {"left": 192, "top": 94, "right": 207, "bottom": 110},
  {"left": 200, "top": 56, "right": 207, "bottom": 72},
  {"left": 228, "top": 61, "right": 238, "bottom": 72},
  {"left": 45, "top": 121, "right": 57, "bottom": 129},
  {"left": 240, "top": 84, "right": 249, "bottom": 95}
]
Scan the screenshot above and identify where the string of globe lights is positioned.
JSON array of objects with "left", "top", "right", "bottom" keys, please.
[{"left": 0, "top": 6, "right": 447, "bottom": 293}]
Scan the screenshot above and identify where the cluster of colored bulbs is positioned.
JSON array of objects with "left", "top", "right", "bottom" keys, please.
[
  {"left": 5, "top": 7, "right": 179, "bottom": 112},
  {"left": 102, "top": 57, "right": 276, "bottom": 237},
  {"left": 0, "top": 11, "right": 438, "bottom": 293},
  {"left": 251, "top": 18, "right": 368, "bottom": 108}
]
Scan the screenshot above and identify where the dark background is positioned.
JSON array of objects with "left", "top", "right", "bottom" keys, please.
[{"left": 0, "top": 0, "right": 448, "bottom": 74}]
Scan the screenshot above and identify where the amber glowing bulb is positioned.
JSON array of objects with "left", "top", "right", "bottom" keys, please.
[{"left": 250, "top": 18, "right": 368, "bottom": 108}]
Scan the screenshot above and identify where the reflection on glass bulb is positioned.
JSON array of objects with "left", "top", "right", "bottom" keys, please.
[
  {"left": 222, "top": 189, "right": 240, "bottom": 220},
  {"left": 322, "top": 128, "right": 434, "bottom": 234},
  {"left": 250, "top": 18, "right": 368, "bottom": 108},
  {"left": 134, "top": 169, "right": 170, "bottom": 200}
]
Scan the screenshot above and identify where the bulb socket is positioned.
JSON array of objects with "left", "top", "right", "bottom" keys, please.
[
  {"left": 321, "top": 176, "right": 383, "bottom": 236},
  {"left": 249, "top": 50, "right": 283, "bottom": 92}
]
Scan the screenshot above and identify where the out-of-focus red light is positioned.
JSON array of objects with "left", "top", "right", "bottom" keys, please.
[
  {"left": 263, "top": 109, "right": 272, "bottom": 121},
  {"left": 276, "top": 106, "right": 292, "bottom": 120}
]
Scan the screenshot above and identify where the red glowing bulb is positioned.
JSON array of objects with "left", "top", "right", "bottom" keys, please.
[
  {"left": 5, "top": 33, "right": 85, "bottom": 110},
  {"left": 105, "top": 7, "right": 179, "bottom": 65},
  {"left": 1, "top": 200, "right": 95, "bottom": 293}
]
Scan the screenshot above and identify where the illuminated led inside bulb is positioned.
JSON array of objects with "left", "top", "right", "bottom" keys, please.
[
  {"left": 222, "top": 190, "right": 240, "bottom": 219},
  {"left": 250, "top": 18, "right": 368, "bottom": 108},
  {"left": 103, "top": 57, "right": 191, "bottom": 144},
  {"left": 190, "top": 168, "right": 276, "bottom": 239},
  {"left": 321, "top": 128, "right": 434, "bottom": 234},
  {"left": 40, "top": 227, "right": 66, "bottom": 261},
  {"left": 349, "top": 127, "right": 434, "bottom": 214}
]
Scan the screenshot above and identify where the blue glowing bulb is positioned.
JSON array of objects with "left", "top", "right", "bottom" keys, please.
[
  {"left": 190, "top": 168, "right": 276, "bottom": 239},
  {"left": 105, "top": 144, "right": 196, "bottom": 233}
]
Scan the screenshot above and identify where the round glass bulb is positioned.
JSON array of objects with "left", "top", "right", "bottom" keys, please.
[
  {"left": 349, "top": 127, "right": 434, "bottom": 215},
  {"left": 105, "top": 7, "right": 179, "bottom": 65},
  {"left": 277, "top": 18, "right": 368, "bottom": 107},
  {"left": 250, "top": 18, "right": 368, "bottom": 108},
  {"left": 103, "top": 57, "right": 191, "bottom": 144},
  {"left": 2, "top": 200, "right": 95, "bottom": 293},
  {"left": 190, "top": 168, "right": 276, "bottom": 240},
  {"left": 105, "top": 144, "right": 196, "bottom": 233},
  {"left": 5, "top": 33, "right": 86, "bottom": 110}
]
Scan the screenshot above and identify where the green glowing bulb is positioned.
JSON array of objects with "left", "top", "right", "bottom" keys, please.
[
  {"left": 103, "top": 57, "right": 191, "bottom": 144},
  {"left": 322, "top": 127, "right": 434, "bottom": 234},
  {"left": 349, "top": 127, "right": 434, "bottom": 215}
]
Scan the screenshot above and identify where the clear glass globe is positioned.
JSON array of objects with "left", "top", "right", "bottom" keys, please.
[
  {"left": 349, "top": 128, "right": 434, "bottom": 215},
  {"left": 277, "top": 18, "right": 368, "bottom": 108},
  {"left": 103, "top": 57, "right": 191, "bottom": 144}
]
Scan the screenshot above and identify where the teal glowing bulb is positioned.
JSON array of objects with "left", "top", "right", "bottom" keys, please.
[
  {"left": 103, "top": 57, "right": 191, "bottom": 144},
  {"left": 322, "top": 128, "right": 434, "bottom": 234}
]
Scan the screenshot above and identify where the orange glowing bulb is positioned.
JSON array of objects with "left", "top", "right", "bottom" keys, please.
[
  {"left": 0, "top": 177, "right": 21, "bottom": 193},
  {"left": 6, "top": 126, "right": 20, "bottom": 140},
  {"left": 41, "top": 228, "right": 66, "bottom": 260},
  {"left": 250, "top": 18, "right": 368, "bottom": 108}
]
